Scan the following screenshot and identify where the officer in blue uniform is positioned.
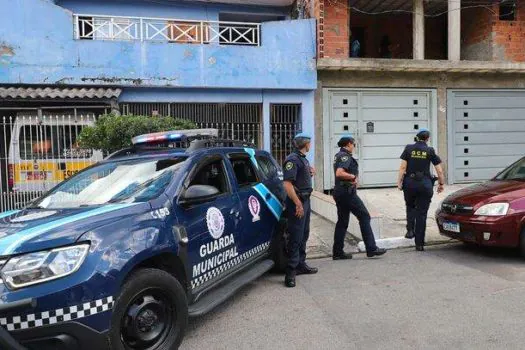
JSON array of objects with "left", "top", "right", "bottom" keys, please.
[
  {"left": 282, "top": 133, "right": 318, "bottom": 288},
  {"left": 397, "top": 128, "right": 445, "bottom": 251},
  {"left": 332, "top": 135, "right": 387, "bottom": 260}
]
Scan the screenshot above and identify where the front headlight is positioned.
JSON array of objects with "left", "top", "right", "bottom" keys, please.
[
  {"left": 1, "top": 244, "right": 89, "bottom": 289},
  {"left": 474, "top": 203, "right": 509, "bottom": 216}
]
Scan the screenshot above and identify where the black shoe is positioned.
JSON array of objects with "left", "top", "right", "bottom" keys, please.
[
  {"left": 333, "top": 252, "right": 353, "bottom": 260},
  {"left": 405, "top": 230, "right": 415, "bottom": 239},
  {"left": 367, "top": 248, "right": 387, "bottom": 258},
  {"left": 296, "top": 264, "right": 318, "bottom": 275},
  {"left": 416, "top": 245, "right": 425, "bottom": 252},
  {"left": 285, "top": 271, "right": 296, "bottom": 288}
]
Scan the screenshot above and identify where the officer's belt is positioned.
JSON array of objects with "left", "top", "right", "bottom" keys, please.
[
  {"left": 294, "top": 187, "right": 312, "bottom": 202},
  {"left": 408, "top": 172, "right": 430, "bottom": 181}
]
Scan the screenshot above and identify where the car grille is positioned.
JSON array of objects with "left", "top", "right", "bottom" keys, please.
[{"left": 441, "top": 203, "right": 474, "bottom": 215}]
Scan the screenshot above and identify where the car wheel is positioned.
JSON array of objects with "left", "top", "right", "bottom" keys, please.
[
  {"left": 270, "top": 219, "right": 289, "bottom": 273},
  {"left": 109, "top": 269, "right": 188, "bottom": 350},
  {"left": 519, "top": 227, "right": 525, "bottom": 258}
]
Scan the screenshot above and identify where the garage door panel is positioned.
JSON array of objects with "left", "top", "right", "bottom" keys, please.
[
  {"left": 455, "top": 108, "right": 525, "bottom": 121},
  {"left": 362, "top": 94, "right": 428, "bottom": 108},
  {"left": 331, "top": 94, "right": 358, "bottom": 108},
  {"left": 332, "top": 108, "right": 358, "bottom": 121},
  {"left": 455, "top": 120, "right": 525, "bottom": 133},
  {"left": 454, "top": 144, "right": 524, "bottom": 157},
  {"left": 363, "top": 158, "right": 402, "bottom": 172},
  {"left": 362, "top": 133, "right": 414, "bottom": 146},
  {"left": 454, "top": 96, "right": 525, "bottom": 108},
  {"left": 454, "top": 132, "right": 525, "bottom": 145},
  {"left": 362, "top": 146, "right": 405, "bottom": 159},
  {"left": 454, "top": 168, "right": 502, "bottom": 182},
  {"left": 367, "top": 121, "right": 429, "bottom": 134},
  {"left": 332, "top": 121, "right": 358, "bottom": 134},
  {"left": 360, "top": 171, "right": 398, "bottom": 186},
  {"left": 454, "top": 155, "right": 520, "bottom": 169},
  {"left": 363, "top": 108, "right": 428, "bottom": 121}
]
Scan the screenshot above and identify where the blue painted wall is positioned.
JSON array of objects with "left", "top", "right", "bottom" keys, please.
[
  {"left": 0, "top": 0, "right": 316, "bottom": 90},
  {"left": 56, "top": 0, "right": 290, "bottom": 21}
]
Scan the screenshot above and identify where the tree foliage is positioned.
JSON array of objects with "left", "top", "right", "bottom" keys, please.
[{"left": 78, "top": 114, "right": 196, "bottom": 153}]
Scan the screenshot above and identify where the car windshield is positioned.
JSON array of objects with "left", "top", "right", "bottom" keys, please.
[
  {"left": 495, "top": 157, "right": 525, "bottom": 181},
  {"left": 31, "top": 157, "right": 187, "bottom": 209}
]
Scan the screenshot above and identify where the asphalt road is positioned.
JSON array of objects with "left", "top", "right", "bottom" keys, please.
[{"left": 181, "top": 244, "right": 525, "bottom": 350}]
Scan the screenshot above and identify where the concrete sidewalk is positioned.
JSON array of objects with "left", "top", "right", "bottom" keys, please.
[{"left": 309, "top": 184, "right": 475, "bottom": 252}]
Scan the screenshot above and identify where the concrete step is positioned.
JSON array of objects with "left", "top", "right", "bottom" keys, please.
[{"left": 310, "top": 191, "right": 383, "bottom": 241}]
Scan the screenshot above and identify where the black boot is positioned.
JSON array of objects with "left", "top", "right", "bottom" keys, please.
[
  {"left": 296, "top": 263, "right": 318, "bottom": 275},
  {"left": 405, "top": 230, "right": 415, "bottom": 239},
  {"left": 333, "top": 252, "right": 353, "bottom": 260},
  {"left": 285, "top": 270, "right": 296, "bottom": 288},
  {"left": 416, "top": 245, "right": 425, "bottom": 251},
  {"left": 367, "top": 248, "right": 387, "bottom": 258}
]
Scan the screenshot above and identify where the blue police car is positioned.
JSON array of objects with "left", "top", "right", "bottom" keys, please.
[{"left": 0, "top": 130, "right": 287, "bottom": 350}]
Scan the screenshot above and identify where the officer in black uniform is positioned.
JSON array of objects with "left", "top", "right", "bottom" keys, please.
[
  {"left": 332, "top": 135, "right": 387, "bottom": 260},
  {"left": 397, "top": 128, "right": 445, "bottom": 251},
  {"left": 282, "top": 132, "right": 318, "bottom": 288}
]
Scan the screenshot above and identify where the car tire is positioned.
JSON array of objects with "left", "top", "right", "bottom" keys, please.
[
  {"left": 519, "top": 227, "right": 525, "bottom": 258},
  {"left": 270, "top": 219, "right": 289, "bottom": 273},
  {"left": 109, "top": 268, "right": 188, "bottom": 350}
]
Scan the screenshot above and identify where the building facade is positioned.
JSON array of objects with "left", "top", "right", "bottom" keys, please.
[
  {"left": 0, "top": 0, "right": 317, "bottom": 162},
  {"left": 313, "top": 0, "right": 525, "bottom": 191}
]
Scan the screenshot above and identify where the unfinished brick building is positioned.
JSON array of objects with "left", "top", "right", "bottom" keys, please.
[{"left": 312, "top": 0, "right": 525, "bottom": 191}]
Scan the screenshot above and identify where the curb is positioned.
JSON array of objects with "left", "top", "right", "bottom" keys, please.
[{"left": 356, "top": 236, "right": 455, "bottom": 252}]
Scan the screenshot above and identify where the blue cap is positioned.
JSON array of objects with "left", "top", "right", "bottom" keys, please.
[
  {"left": 339, "top": 134, "right": 354, "bottom": 141},
  {"left": 294, "top": 132, "right": 311, "bottom": 140},
  {"left": 417, "top": 128, "right": 430, "bottom": 135}
]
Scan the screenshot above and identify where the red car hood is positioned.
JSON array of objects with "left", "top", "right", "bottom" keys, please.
[{"left": 445, "top": 180, "right": 525, "bottom": 206}]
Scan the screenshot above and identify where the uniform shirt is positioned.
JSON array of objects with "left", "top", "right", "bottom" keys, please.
[
  {"left": 283, "top": 151, "right": 312, "bottom": 191},
  {"left": 333, "top": 148, "right": 359, "bottom": 189},
  {"left": 400, "top": 141, "right": 442, "bottom": 175}
]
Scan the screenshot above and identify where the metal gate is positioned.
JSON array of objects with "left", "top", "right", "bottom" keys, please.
[
  {"left": 1, "top": 115, "right": 103, "bottom": 212},
  {"left": 448, "top": 90, "right": 525, "bottom": 183},
  {"left": 121, "top": 103, "right": 263, "bottom": 147},
  {"left": 270, "top": 104, "right": 302, "bottom": 166},
  {"left": 323, "top": 89, "right": 436, "bottom": 189}
]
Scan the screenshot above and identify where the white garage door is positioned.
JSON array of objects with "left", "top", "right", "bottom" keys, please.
[
  {"left": 323, "top": 89, "right": 436, "bottom": 189},
  {"left": 448, "top": 90, "right": 525, "bottom": 184}
]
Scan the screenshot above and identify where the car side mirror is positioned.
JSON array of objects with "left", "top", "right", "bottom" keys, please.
[{"left": 180, "top": 185, "right": 220, "bottom": 206}]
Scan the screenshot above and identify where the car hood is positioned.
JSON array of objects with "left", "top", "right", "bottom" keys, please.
[
  {"left": 444, "top": 180, "right": 525, "bottom": 206},
  {"left": 0, "top": 203, "right": 149, "bottom": 256}
]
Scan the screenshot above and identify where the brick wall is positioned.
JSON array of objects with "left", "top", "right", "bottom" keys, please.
[
  {"left": 462, "top": 3, "right": 525, "bottom": 62},
  {"left": 492, "top": 2, "right": 525, "bottom": 62},
  {"left": 314, "top": 0, "right": 349, "bottom": 58}
]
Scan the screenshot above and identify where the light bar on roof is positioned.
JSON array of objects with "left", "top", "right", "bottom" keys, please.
[{"left": 131, "top": 128, "right": 219, "bottom": 145}]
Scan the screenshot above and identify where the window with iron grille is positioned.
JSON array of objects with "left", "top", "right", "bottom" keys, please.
[{"left": 270, "top": 104, "right": 302, "bottom": 166}]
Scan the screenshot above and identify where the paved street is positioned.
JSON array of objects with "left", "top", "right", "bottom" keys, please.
[{"left": 182, "top": 244, "right": 525, "bottom": 350}]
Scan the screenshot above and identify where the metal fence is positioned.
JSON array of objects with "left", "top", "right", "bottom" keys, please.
[
  {"left": 0, "top": 115, "right": 103, "bottom": 212},
  {"left": 75, "top": 15, "right": 261, "bottom": 46},
  {"left": 270, "top": 104, "right": 302, "bottom": 166}
]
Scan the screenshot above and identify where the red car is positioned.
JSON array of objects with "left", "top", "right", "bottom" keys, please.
[{"left": 436, "top": 157, "right": 525, "bottom": 255}]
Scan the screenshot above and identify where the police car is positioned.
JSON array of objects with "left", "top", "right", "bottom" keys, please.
[{"left": 0, "top": 129, "right": 287, "bottom": 350}]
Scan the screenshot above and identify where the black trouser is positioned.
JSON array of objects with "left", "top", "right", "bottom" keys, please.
[
  {"left": 286, "top": 197, "right": 311, "bottom": 272},
  {"left": 403, "top": 177, "right": 433, "bottom": 247},
  {"left": 333, "top": 187, "right": 378, "bottom": 254}
]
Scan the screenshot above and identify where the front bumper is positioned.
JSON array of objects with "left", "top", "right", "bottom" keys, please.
[
  {"left": 1, "top": 320, "right": 108, "bottom": 350},
  {"left": 436, "top": 209, "right": 520, "bottom": 247}
]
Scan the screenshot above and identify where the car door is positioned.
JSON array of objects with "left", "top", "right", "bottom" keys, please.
[
  {"left": 226, "top": 152, "right": 282, "bottom": 255},
  {"left": 175, "top": 154, "right": 242, "bottom": 291}
]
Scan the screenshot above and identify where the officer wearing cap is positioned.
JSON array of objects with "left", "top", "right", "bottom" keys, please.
[
  {"left": 332, "top": 135, "right": 387, "bottom": 260},
  {"left": 397, "top": 128, "right": 445, "bottom": 251},
  {"left": 282, "top": 132, "right": 318, "bottom": 288}
]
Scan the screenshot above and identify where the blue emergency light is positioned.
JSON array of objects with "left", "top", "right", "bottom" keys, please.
[{"left": 131, "top": 129, "right": 219, "bottom": 145}]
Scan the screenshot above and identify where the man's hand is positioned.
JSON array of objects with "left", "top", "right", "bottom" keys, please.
[
  {"left": 310, "top": 166, "right": 316, "bottom": 176},
  {"left": 295, "top": 201, "right": 304, "bottom": 218},
  {"left": 397, "top": 182, "right": 403, "bottom": 191},
  {"left": 437, "top": 184, "right": 444, "bottom": 194},
  {"left": 352, "top": 176, "right": 359, "bottom": 188}
]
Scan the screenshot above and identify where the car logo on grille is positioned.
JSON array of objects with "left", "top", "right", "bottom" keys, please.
[{"left": 451, "top": 205, "right": 458, "bottom": 213}]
